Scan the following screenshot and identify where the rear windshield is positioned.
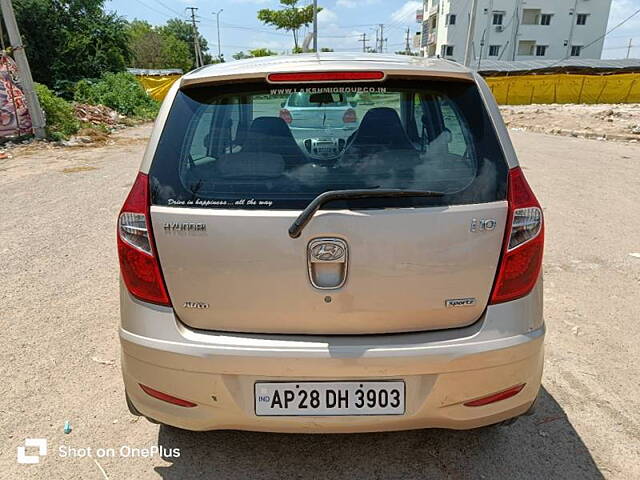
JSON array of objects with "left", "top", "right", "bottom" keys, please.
[{"left": 149, "top": 79, "right": 508, "bottom": 210}]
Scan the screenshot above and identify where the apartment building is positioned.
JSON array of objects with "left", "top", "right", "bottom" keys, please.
[{"left": 420, "top": 0, "right": 613, "bottom": 65}]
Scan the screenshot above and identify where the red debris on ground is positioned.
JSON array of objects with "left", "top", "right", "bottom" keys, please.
[{"left": 74, "top": 103, "right": 121, "bottom": 126}]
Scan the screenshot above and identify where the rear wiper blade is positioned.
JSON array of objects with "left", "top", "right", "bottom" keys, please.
[{"left": 288, "top": 189, "right": 445, "bottom": 239}]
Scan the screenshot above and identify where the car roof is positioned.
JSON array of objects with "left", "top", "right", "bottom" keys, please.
[{"left": 181, "top": 53, "right": 474, "bottom": 87}]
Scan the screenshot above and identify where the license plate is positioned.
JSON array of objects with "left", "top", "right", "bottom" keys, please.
[{"left": 254, "top": 381, "right": 405, "bottom": 416}]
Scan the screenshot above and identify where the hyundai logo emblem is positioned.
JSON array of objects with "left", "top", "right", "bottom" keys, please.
[{"left": 310, "top": 241, "right": 346, "bottom": 262}]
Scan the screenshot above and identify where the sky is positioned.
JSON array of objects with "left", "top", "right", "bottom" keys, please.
[{"left": 105, "top": 0, "right": 640, "bottom": 61}]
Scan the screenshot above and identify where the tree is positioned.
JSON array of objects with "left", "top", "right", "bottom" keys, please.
[
  {"left": 233, "top": 51, "right": 252, "bottom": 60},
  {"left": 257, "top": 0, "right": 321, "bottom": 50},
  {"left": 233, "top": 49, "right": 278, "bottom": 60},
  {"left": 127, "top": 20, "right": 192, "bottom": 72},
  {"left": 161, "top": 18, "right": 212, "bottom": 68},
  {"left": 249, "top": 48, "right": 278, "bottom": 57},
  {"left": 11, "top": 0, "right": 131, "bottom": 91},
  {"left": 160, "top": 32, "right": 195, "bottom": 71}
]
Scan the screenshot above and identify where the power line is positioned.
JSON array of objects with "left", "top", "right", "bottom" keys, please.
[
  {"left": 514, "top": 7, "right": 640, "bottom": 74},
  {"left": 603, "top": 44, "right": 636, "bottom": 50},
  {"left": 336, "top": 23, "right": 378, "bottom": 28},
  {"left": 199, "top": 21, "right": 292, "bottom": 37},
  {"left": 148, "top": 0, "right": 183, "bottom": 17},
  {"left": 129, "top": 0, "right": 175, "bottom": 19},
  {"left": 581, "top": 8, "right": 640, "bottom": 52},
  {"left": 384, "top": 7, "right": 418, "bottom": 33}
]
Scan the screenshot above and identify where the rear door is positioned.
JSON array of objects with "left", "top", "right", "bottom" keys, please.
[{"left": 149, "top": 78, "right": 509, "bottom": 335}]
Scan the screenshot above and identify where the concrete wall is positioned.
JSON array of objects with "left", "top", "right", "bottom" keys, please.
[{"left": 422, "top": 0, "right": 613, "bottom": 64}]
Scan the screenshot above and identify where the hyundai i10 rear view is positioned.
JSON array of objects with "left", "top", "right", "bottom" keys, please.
[{"left": 118, "top": 54, "right": 544, "bottom": 432}]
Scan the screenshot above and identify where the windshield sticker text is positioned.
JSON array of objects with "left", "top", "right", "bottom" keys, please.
[
  {"left": 270, "top": 86, "right": 387, "bottom": 95},
  {"left": 167, "top": 198, "right": 274, "bottom": 208}
]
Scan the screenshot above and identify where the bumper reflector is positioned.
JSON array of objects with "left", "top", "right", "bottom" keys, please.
[
  {"left": 463, "top": 384, "right": 526, "bottom": 407},
  {"left": 139, "top": 384, "right": 197, "bottom": 408}
]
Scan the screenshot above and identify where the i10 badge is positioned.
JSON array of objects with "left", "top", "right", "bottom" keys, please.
[{"left": 470, "top": 218, "right": 497, "bottom": 232}]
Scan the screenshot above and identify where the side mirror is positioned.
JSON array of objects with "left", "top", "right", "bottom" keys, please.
[
  {"left": 350, "top": 101, "right": 358, "bottom": 108},
  {"left": 281, "top": 101, "right": 285, "bottom": 108}
]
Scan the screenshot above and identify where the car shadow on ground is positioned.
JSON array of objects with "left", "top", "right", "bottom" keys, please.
[{"left": 155, "top": 387, "right": 603, "bottom": 480}]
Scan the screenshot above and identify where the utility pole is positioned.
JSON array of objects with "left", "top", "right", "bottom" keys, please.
[
  {"left": 627, "top": 38, "right": 633, "bottom": 59},
  {"left": 359, "top": 33, "right": 368, "bottom": 52},
  {"left": 405, "top": 27, "right": 411, "bottom": 54},
  {"left": 186, "top": 7, "right": 203, "bottom": 67},
  {"left": 464, "top": 0, "right": 478, "bottom": 66},
  {"left": 477, "top": 29, "right": 486, "bottom": 70},
  {"left": 566, "top": 0, "right": 579, "bottom": 59},
  {"left": 511, "top": 0, "right": 523, "bottom": 60},
  {"left": 0, "top": 0, "right": 46, "bottom": 138},
  {"left": 312, "top": 0, "right": 318, "bottom": 52},
  {"left": 213, "top": 9, "right": 223, "bottom": 61},
  {"left": 379, "top": 24, "right": 385, "bottom": 53}
]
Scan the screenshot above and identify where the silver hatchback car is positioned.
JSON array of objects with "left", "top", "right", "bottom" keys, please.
[{"left": 118, "top": 54, "right": 544, "bottom": 432}]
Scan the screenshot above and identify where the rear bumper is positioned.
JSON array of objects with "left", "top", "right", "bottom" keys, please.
[{"left": 120, "top": 280, "right": 544, "bottom": 432}]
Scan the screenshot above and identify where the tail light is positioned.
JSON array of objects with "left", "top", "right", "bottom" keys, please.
[
  {"left": 489, "top": 167, "right": 544, "bottom": 304},
  {"left": 117, "top": 172, "right": 171, "bottom": 306},
  {"left": 279, "top": 109, "right": 293, "bottom": 124},
  {"left": 343, "top": 108, "right": 357, "bottom": 123}
]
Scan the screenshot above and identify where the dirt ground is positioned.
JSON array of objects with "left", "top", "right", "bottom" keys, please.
[
  {"left": 1, "top": 124, "right": 639, "bottom": 479},
  {"left": 499, "top": 103, "right": 640, "bottom": 141}
]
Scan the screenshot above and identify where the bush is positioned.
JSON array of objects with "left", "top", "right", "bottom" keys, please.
[
  {"left": 74, "top": 72, "right": 159, "bottom": 119},
  {"left": 34, "top": 83, "right": 80, "bottom": 140}
]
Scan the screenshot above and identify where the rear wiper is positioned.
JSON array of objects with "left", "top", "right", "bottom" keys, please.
[{"left": 288, "top": 189, "right": 445, "bottom": 239}]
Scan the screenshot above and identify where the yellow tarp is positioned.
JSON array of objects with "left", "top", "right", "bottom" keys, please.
[
  {"left": 137, "top": 73, "right": 640, "bottom": 105},
  {"left": 136, "top": 75, "right": 181, "bottom": 101},
  {"left": 486, "top": 73, "right": 640, "bottom": 105}
]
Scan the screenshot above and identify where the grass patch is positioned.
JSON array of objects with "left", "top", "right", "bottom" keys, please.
[
  {"left": 35, "top": 83, "right": 80, "bottom": 140},
  {"left": 74, "top": 72, "right": 160, "bottom": 120}
]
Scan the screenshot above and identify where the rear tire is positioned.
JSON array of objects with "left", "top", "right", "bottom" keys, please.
[
  {"left": 125, "top": 392, "right": 142, "bottom": 417},
  {"left": 126, "top": 392, "right": 161, "bottom": 424},
  {"left": 489, "top": 395, "right": 539, "bottom": 428}
]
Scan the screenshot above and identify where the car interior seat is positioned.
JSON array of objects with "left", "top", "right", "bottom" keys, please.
[{"left": 241, "top": 117, "right": 307, "bottom": 169}]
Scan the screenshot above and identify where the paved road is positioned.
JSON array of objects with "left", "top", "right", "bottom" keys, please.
[{"left": 1, "top": 126, "right": 639, "bottom": 479}]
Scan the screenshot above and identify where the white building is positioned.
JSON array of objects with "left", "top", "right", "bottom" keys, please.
[{"left": 420, "top": 0, "right": 613, "bottom": 65}]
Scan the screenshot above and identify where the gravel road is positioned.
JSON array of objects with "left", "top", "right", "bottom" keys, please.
[{"left": 1, "top": 125, "right": 639, "bottom": 479}]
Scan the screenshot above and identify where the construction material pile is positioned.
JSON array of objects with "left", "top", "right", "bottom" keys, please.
[{"left": 74, "top": 103, "right": 121, "bottom": 126}]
